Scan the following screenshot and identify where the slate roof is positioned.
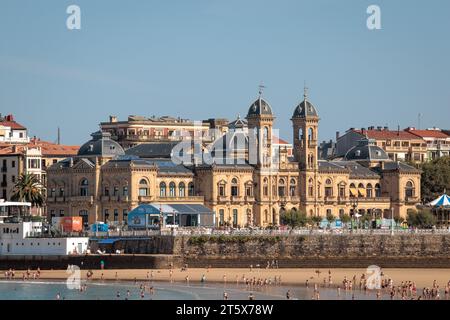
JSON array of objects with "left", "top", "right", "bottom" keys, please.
[
  {"left": 246, "top": 97, "right": 273, "bottom": 117},
  {"left": 125, "top": 142, "right": 180, "bottom": 159},
  {"left": 78, "top": 131, "right": 125, "bottom": 157}
]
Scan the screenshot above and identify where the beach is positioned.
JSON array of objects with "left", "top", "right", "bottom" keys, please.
[{"left": 3, "top": 267, "right": 449, "bottom": 289}]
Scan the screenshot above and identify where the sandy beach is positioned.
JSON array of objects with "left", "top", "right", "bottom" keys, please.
[{"left": 3, "top": 268, "right": 450, "bottom": 289}]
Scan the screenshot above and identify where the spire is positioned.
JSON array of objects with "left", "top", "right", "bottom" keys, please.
[
  {"left": 258, "top": 83, "right": 265, "bottom": 98},
  {"left": 303, "top": 81, "right": 308, "bottom": 102}
]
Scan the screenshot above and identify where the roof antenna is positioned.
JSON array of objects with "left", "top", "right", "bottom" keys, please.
[
  {"left": 258, "top": 83, "right": 265, "bottom": 98},
  {"left": 57, "top": 127, "right": 61, "bottom": 145}
]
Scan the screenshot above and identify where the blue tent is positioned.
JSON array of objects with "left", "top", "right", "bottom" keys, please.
[{"left": 427, "top": 194, "right": 450, "bottom": 208}]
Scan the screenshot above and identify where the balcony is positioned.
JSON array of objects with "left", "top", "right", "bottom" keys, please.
[
  {"left": 1, "top": 181, "right": 7, "bottom": 187},
  {"left": 405, "top": 196, "right": 420, "bottom": 204},
  {"left": 217, "top": 195, "right": 228, "bottom": 203},
  {"left": 70, "top": 196, "right": 94, "bottom": 204},
  {"left": 1, "top": 167, "right": 7, "bottom": 173},
  {"left": 244, "top": 195, "right": 255, "bottom": 203},
  {"left": 101, "top": 196, "right": 111, "bottom": 202},
  {"left": 155, "top": 196, "right": 204, "bottom": 203},
  {"left": 138, "top": 196, "right": 154, "bottom": 203},
  {"left": 110, "top": 195, "right": 119, "bottom": 202},
  {"left": 56, "top": 197, "right": 66, "bottom": 203},
  {"left": 120, "top": 196, "right": 130, "bottom": 202},
  {"left": 230, "top": 196, "right": 242, "bottom": 203},
  {"left": 324, "top": 196, "right": 336, "bottom": 205}
]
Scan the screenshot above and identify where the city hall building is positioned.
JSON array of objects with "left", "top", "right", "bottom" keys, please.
[{"left": 46, "top": 90, "right": 421, "bottom": 227}]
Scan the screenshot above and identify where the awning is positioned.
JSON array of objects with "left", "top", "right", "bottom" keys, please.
[
  {"left": 349, "top": 187, "right": 357, "bottom": 197},
  {"left": 358, "top": 188, "right": 366, "bottom": 197},
  {"left": 129, "top": 203, "right": 214, "bottom": 216},
  {"left": 427, "top": 194, "right": 450, "bottom": 207}
]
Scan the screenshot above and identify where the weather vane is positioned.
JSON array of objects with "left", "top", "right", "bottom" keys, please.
[{"left": 258, "top": 83, "right": 266, "bottom": 97}]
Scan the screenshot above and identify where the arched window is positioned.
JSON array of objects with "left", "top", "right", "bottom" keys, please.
[
  {"left": 308, "top": 178, "right": 314, "bottom": 197},
  {"left": 263, "top": 127, "right": 269, "bottom": 143},
  {"left": 289, "top": 179, "right": 296, "bottom": 196},
  {"left": 188, "top": 182, "right": 195, "bottom": 196},
  {"left": 231, "top": 178, "right": 239, "bottom": 197},
  {"left": 263, "top": 178, "right": 269, "bottom": 197},
  {"left": 278, "top": 179, "right": 286, "bottom": 197},
  {"left": 325, "top": 179, "right": 333, "bottom": 198},
  {"left": 179, "top": 182, "right": 186, "bottom": 197},
  {"left": 405, "top": 181, "right": 415, "bottom": 198},
  {"left": 338, "top": 182, "right": 346, "bottom": 198},
  {"left": 299, "top": 128, "right": 304, "bottom": 140},
  {"left": 366, "top": 183, "right": 373, "bottom": 198},
  {"left": 349, "top": 183, "right": 356, "bottom": 198},
  {"left": 139, "top": 179, "right": 148, "bottom": 197},
  {"left": 169, "top": 182, "right": 176, "bottom": 197},
  {"left": 308, "top": 128, "right": 314, "bottom": 141},
  {"left": 232, "top": 209, "right": 238, "bottom": 227},
  {"left": 375, "top": 183, "right": 381, "bottom": 197},
  {"left": 159, "top": 182, "right": 167, "bottom": 197},
  {"left": 80, "top": 179, "right": 89, "bottom": 196}
]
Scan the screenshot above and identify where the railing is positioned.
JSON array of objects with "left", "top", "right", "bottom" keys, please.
[
  {"left": 70, "top": 196, "right": 94, "bottom": 203},
  {"left": 87, "top": 227, "right": 450, "bottom": 238}
]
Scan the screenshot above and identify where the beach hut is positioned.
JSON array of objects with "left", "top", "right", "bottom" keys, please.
[{"left": 427, "top": 194, "right": 450, "bottom": 226}]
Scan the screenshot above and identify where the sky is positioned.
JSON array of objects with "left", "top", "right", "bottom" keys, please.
[{"left": 0, "top": 0, "right": 449, "bottom": 146}]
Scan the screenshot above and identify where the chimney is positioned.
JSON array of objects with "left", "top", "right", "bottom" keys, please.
[
  {"left": 336, "top": 131, "right": 340, "bottom": 141},
  {"left": 5, "top": 114, "right": 14, "bottom": 122},
  {"left": 12, "top": 145, "right": 17, "bottom": 153},
  {"left": 109, "top": 115, "right": 118, "bottom": 123}
]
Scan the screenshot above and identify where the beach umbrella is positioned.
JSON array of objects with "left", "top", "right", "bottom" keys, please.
[{"left": 427, "top": 194, "right": 450, "bottom": 208}]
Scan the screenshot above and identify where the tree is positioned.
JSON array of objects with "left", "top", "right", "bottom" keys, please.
[
  {"left": 310, "top": 215, "right": 322, "bottom": 226},
  {"left": 326, "top": 213, "right": 336, "bottom": 223},
  {"left": 11, "top": 173, "right": 45, "bottom": 215},
  {"left": 420, "top": 156, "right": 450, "bottom": 203},
  {"left": 340, "top": 214, "right": 351, "bottom": 224},
  {"left": 280, "top": 209, "right": 308, "bottom": 228},
  {"left": 406, "top": 209, "right": 436, "bottom": 228}
]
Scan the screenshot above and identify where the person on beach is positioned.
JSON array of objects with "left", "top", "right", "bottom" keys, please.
[
  {"left": 116, "top": 291, "right": 121, "bottom": 299},
  {"left": 286, "top": 290, "right": 291, "bottom": 300},
  {"left": 201, "top": 274, "right": 206, "bottom": 283},
  {"left": 248, "top": 293, "right": 254, "bottom": 300},
  {"left": 185, "top": 275, "right": 190, "bottom": 285},
  {"left": 56, "top": 292, "right": 61, "bottom": 300},
  {"left": 223, "top": 274, "right": 227, "bottom": 284},
  {"left": 223, "top": 292, "right": 228, "bottom": 300}
]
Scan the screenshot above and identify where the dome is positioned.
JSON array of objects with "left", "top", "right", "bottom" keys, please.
[
  {"left": 344, "top": 139, "right": 389, "bottom": 161},
  {"left": 292, "top": 100, "right": 318, "bottom": 118},
  {"left": 77, "top": 131, "right": 125, "bottom": 157},
  {"left": 246, "top": 97, "right": 273, "bottom": 118}
]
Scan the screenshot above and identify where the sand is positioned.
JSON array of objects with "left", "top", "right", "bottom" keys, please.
[{"left": 3, "top": 268, "right": 450, "bottom": 289}]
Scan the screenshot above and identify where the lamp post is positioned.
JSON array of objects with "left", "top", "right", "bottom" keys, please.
[
  {"left": 350, "top": 197, "right": 358, "bottom": 233},
  {"left": 390, "top": 207, "right": 394, "bottom": 236}
]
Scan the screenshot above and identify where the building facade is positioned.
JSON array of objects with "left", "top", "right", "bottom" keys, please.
[
  {"left": 406, "top": 128, "right": 450, "bottom": 160},
  {"left": 47, "top": 91, "right": 421, "bottom": 227},
  {"left": 336, "top": 127, "right": 428, "bottom": 163}
]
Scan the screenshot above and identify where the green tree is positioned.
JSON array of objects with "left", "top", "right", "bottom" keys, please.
[
  {"left": 420, "top": 156, "right": 450, "bottom": 203},
  {"left": 340, "top": 214, "right": 351, "bottom": 224},
  {"left": 326, "top": 213, "right": 336, "bottom": 223},
  {"left": 11, "top": 173, "right": 45, "bottom": 215},
  {"left": 406, "top": 209, "right": 436, "bottom": 228},
  {"left": 311, "top": 215, "right": 322, "bottom": 226},
  {"left": 280, "top": 210, "right": 308, "bottom": 228}
]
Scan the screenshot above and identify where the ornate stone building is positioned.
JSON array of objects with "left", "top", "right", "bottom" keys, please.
[{"left": 47, "top": 90, "right": 421, "bottom": 227}]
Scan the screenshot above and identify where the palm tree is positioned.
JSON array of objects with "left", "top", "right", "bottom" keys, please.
[{"left": 11, "top": 173, "right": 45, "bottom": 216}]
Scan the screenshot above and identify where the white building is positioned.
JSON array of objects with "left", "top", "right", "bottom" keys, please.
[
  {"left": 0, "top": 114, "right": 29, "bottom": 144},
  {"left": 0, "top": 221, "right": 89, "bottom": 256}
]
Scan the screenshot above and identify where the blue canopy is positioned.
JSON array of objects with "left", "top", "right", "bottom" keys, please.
[{"left": 427, "top": 194, "right": 450, "bottom": 208}]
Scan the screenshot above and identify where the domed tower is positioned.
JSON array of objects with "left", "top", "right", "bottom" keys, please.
[
  {"left": 291, "top": 87, "right": 320, "bottom": 216},
  {"left": 246, "top": 86, "right": 275, "bottom": 168},
  {"left": 291, "top": 87, "right": 319, "bottom": 170}
]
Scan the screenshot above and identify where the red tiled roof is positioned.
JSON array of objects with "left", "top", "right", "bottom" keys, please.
[
  {"left": 407, "top": 130, "right": 450, "bottom": 139},
  {"left": 354, "top": 129, "right": 421, "bottom": 140},
  {"left": 272, "top": 136, "right": 290, "bottom": 145},
  {"left": 0, "top": 140, "right": 79, "bottom": 156},
  {"left": 0, "top": 121, "right": 26, "bottom": 130}
]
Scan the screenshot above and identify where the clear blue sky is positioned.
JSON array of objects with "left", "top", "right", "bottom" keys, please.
[{"left": 1, "top": 0, "right": 449, "bottom": 145}]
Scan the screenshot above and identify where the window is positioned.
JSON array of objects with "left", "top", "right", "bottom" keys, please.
[
  {"left": 405, "top": 181, "right": 415, "bottom": 198},
  {"left": 231, "top": 178, "right": 239, "bottom": 197},
  {"left": 188, "top": 183, "right": 195, "bottom": 196},
  {"left": 113, "top": 186, "right": 119, "bottom": 196},
  {"left": 104, "top": 186, "right": 110, "bottom": 196},
  {"left": 59, "top": 187, "right": 64, "bottom": 197},
  {"left": 289, "top": 179, "right": 296, "bottom": 196},
  {"left": 308, "top": 179, "right": 314, "bottom": 197},
  {"left": 114, "top": 209, "right": 119, "bottom": 221},
  {"left": 338, "top": 183, "right": 345, "bottom": 198},
  {"left": 159, "top": 182, "right": 167, "bottom": 197},
  {"left": 325, "top": 179, "right": 333, "bottom": 198},
  {"left": 11, "top": 160, "right": 15, "bottom": 168},
  {"left": 169, "top": 182, "right": 176, "bottom": 197},
  {"left": 245, "top": 184, "right": 253, "bottom": 197},
  {"left": 139, "top": 179, "right": 149, "bottom": 197},
  {"left": 179, "top": 182, "right": 186, "bottom": 197},
  {"left": 80, "top": 179, "right": 89, "bottom": 196},
  {"left": 218, "top": 183, "right": 226, "bottom": 197},
  {"left": 123, "top": 210, "right": 128, "bottom": 224},
  {"left": 375, "top": 184, "right": 381, "bottom": 197},
  {"left": 59, "top": 210, "right": 64, "bottom": 217},
  {"left": 219, "top": 209, "right": 224, "bottom": 226},
  {"left": 366, "top": 184, "right": 373, "bottom": 198},
  {"left": 263, "top": 178, "right": 268, "bottom": 197},
  {"left": 232, "top": 209, "right": 238, "bottom": 227},
  {"left": 28, "top": 159, "right": 40, "bottom": 169},
  {"left": 104, "top": 209, "right": 109, "bottom": 222},
  {"left": 123, "top": 186, "right": 129, "bottom": 197},
  {"left": 278, "top": 179, "right": 286, "bottom": 197}
]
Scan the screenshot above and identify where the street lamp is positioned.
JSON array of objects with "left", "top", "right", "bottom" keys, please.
[
  {"left": 350, "top": 197, "right": 359, "bottom": 233},
  {"left": 390, "top": 207, "right": 394, "bottom": 236}
]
